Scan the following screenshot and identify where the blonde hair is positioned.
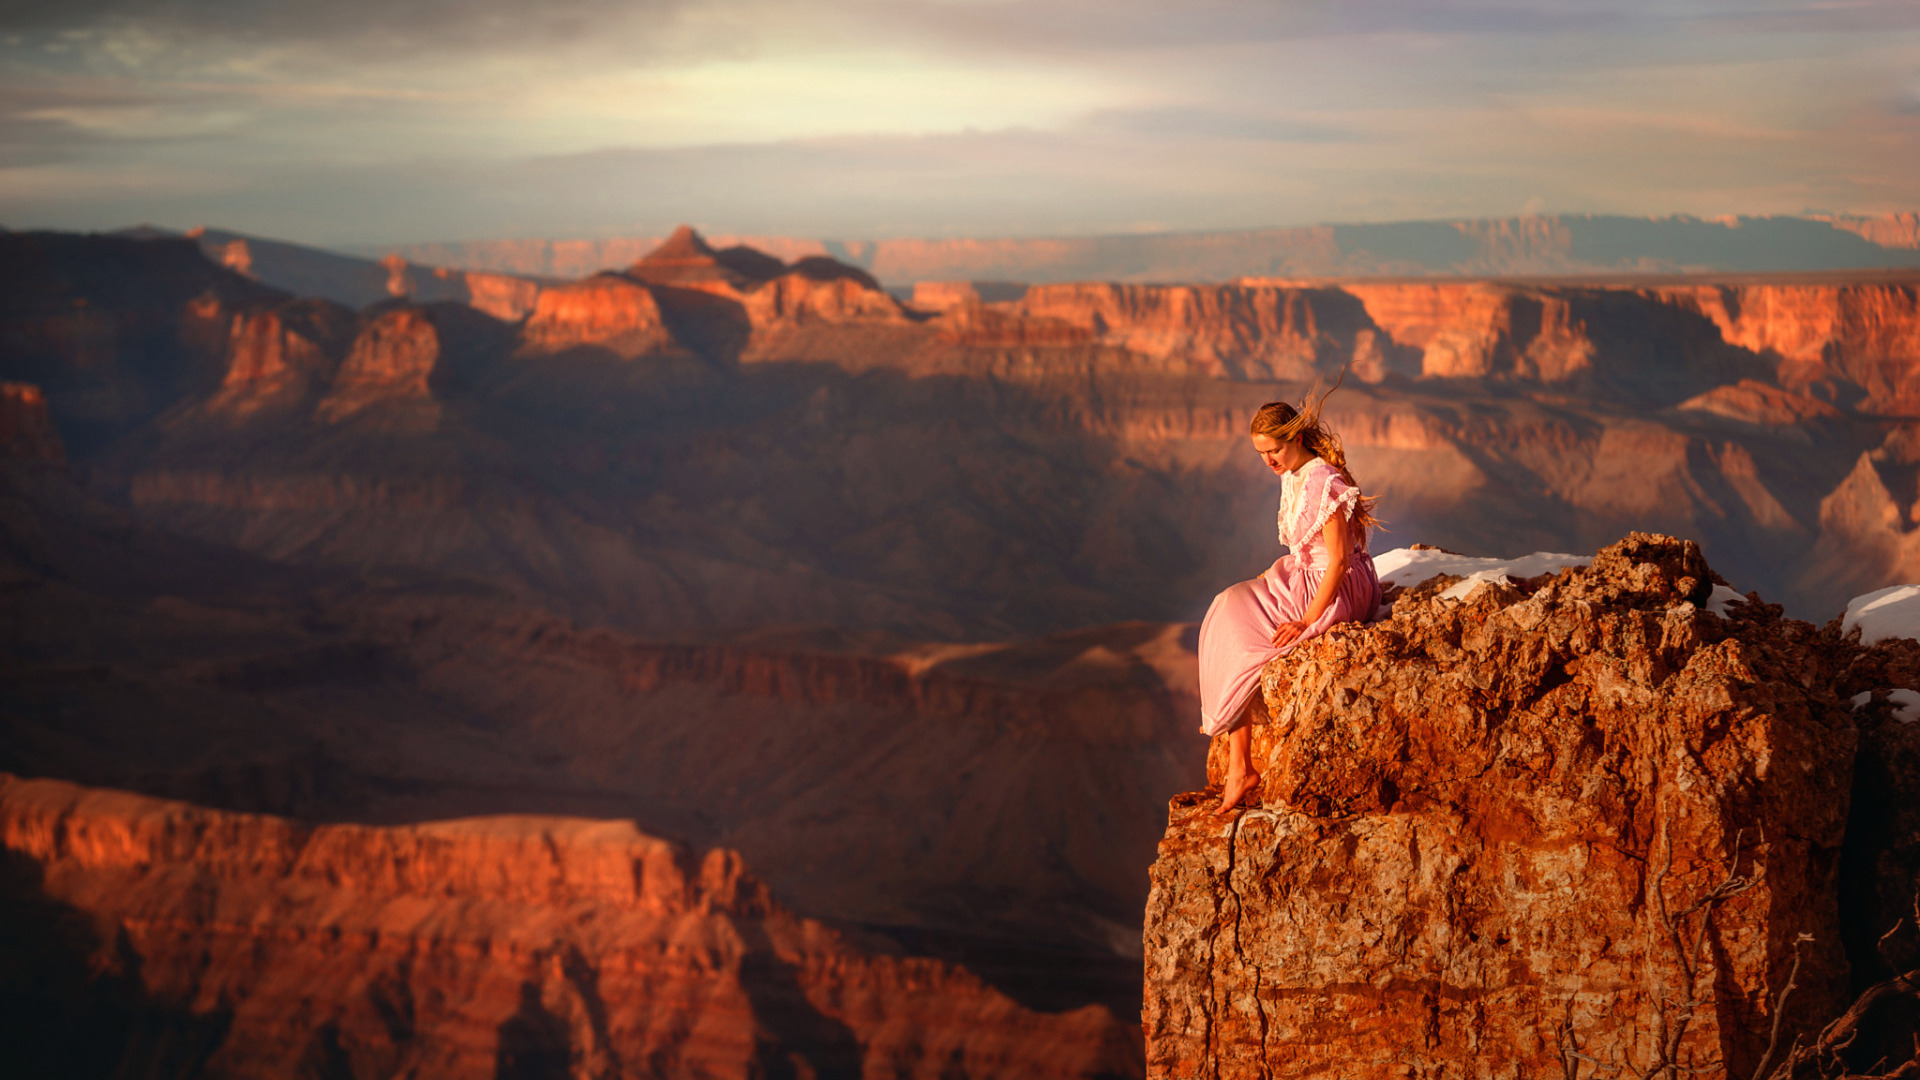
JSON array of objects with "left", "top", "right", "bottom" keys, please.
[{"left": 1250, "top": 383, "right": 1380, "bottom": 533}]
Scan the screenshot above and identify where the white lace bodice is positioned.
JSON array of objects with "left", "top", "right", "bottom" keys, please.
[{"left": 1278, "top": 458, "right": 1367, "bottom": 558}]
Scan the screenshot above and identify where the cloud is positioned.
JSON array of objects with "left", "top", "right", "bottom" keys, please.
[
  {"left": 0, "top": 0, "right": 1915, "bottom": 242},
  {"left": 0, "top": 0, "right": 704, "bottom": 59},
  {"left": 1079, "top": 106, "right": 1363, "bottom": 144}
]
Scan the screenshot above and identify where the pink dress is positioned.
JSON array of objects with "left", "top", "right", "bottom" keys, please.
[{"left": 1198, "top": 458, "right": 1380, "bottom": 737}]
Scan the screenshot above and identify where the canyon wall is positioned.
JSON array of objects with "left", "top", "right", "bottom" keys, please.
[
  {"left": 1144, "top": 535, "right": 1918, "bottom": 1078},
  {"left": 376, "top": 213, "right": 1920, "bottom": 285},
  {"left": 24, "top": 225, "right": 1919, "bottom": 625},
  {"left": 0, "top": 773, "right": 1141, "bottom": 1080}
]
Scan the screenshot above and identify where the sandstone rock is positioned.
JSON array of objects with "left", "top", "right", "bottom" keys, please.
[
  {"left": 197, "top": 299, "right": 354, "bottom": 418},
  {"left": 460, "top": 269, "right": 546, "bottom": 322},
  {"left": 1343, "top": 282, "right": 1522, "bottom": 378},
  {"left": 0, "top": 382, "right": 65, "bottom": 464},
  {"left": 1662, "top": 283, "right": 1920, "bottom": 413},
  {"left": 316, "top": 306, "right": 444, "bottom": 426},
  {"left": 1147, "top": 534, "right": 1856, "bottom": 1078},
  {"left": 517, "top": 273, "right": 679, "bottom": 359},
  {"left": 1822, "top": 212, "right": 1920, "bottom": 251},
  {"left": 1679, "top": 378, "right": 1844, "bottom": 427},
  {"left": 626, "top": 226, "right": 785, "bottom": 296},
  {"left": 910, "top": 281, "right": 1030, "bottom": 311},
  {"left": 1012, "top": 283, "right": 1368, "bottom": 381},
  {"left": 0, "top": 774, "right": 1142, "bottom": 1079}
]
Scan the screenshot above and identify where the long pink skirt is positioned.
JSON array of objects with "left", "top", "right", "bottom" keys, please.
[{"left": 1198, "top": 551, "right": 1380, "bottom": 737}]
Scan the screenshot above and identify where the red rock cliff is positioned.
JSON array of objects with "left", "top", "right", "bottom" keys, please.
[
  {"left": 1657, "top": 283, "right": 1920, "bottom": 412},
  {"left": 517, "top": 274, "right": 678, "bottom": 359},
  {"left": 0, "top": 773, "right": 1141, "bottom": 1079},
  {"left": 1144, "top": 535, "right": 1888, "bottom": 1078},
  {"left": 317, "top": 307, "right": 445, "bottom": 426}
]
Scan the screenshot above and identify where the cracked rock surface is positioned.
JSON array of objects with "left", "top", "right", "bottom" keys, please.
[{"left": 1144, "top": 533, "right": 1908, "bottom": 1078}]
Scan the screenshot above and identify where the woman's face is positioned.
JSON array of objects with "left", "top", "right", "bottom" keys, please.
[{"left": 1252, "top": 433, "right": 1298, "bottom": 475}]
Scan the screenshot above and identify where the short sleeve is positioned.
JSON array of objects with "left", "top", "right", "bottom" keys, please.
[{"left": 1284, "top": 461, "right": 1362, "bottom": 549}]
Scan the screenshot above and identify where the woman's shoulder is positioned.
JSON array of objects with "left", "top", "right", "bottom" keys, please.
[{"left": 1303, "top": 457, "right": 1346, "bottom": 485}]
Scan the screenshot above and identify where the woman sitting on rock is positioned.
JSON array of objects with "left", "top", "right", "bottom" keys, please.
[{"left": 1200, "top": 395, "right": 1381, "bottom": 816}]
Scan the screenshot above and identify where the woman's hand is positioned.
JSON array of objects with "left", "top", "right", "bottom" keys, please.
[{"left": 1270, "top": 620, "right": 1307, "bottom": 648}]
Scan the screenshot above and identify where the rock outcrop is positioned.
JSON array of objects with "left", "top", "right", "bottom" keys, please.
[
  {"left": 0, "top": 381, "right": 65, "bottom": 463},
  {"left": 316, "top": 306, "right": 446, "bottom": 426},
  {"left": 0, "top": 774, "right": 1141, "bottom": 1079},
  {"left": 197, "top": 298, "right": 355, "bottom": 418},
  {"left": 517, "top": 273, "right": 679, "bottom": 359},
  {"left": 1144, "top": 535, "right": 1920, "bottom": 1078},
  {"left": 511, "top": 228, "right": 906, "bottom": 364}
]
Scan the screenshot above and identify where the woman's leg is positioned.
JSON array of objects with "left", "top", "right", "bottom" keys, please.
[{"left": 1215, "top": 705, "right": 1262, "bottom": 816}]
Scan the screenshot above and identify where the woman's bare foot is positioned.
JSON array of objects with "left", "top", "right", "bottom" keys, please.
[{"left": 1214, "top": 769, "right": 1261, "bottom": 818}]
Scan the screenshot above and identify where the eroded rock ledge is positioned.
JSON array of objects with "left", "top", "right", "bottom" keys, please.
[
  {"left": 0, "top": 775, "right": 1141, "bottom": 1079},
  {"left": 1146, "top": 533, "right": 1920, "bottom": 1078}
]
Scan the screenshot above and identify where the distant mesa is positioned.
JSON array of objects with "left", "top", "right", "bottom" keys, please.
[
  {"left": 149, "top": 225, "right": 548, "bottom": 321},
  {"left": 377, "top": 211, "right": 1920, "bottom": 287},
  {"left": 912, "top": 280, "right": 1031, "bottom": 311},
  {"left": 626, "top": 225, "right": 882, "bottom": 294}
]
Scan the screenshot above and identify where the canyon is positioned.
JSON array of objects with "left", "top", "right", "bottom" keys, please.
[{"left": 6, "top": 222, "right": 1920, "bottom": 1074}]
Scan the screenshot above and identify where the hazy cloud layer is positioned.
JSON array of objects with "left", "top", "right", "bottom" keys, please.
[{"left": 2, "top": 0, "right": 1917, "bottom": 244}]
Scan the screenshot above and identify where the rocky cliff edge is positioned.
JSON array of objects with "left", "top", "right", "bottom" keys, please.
[{"left": 1146, "top": 533, "right": 1920, "bottom": 1078}]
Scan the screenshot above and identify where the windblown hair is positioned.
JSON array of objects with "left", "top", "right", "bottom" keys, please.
[{"left": 1251, "top": 388, "right": 1380, "bottom": 533}]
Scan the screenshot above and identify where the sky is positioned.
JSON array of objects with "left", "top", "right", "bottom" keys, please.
[{"left": 1, "top": 0, "right": 1918, "bottom": 246}]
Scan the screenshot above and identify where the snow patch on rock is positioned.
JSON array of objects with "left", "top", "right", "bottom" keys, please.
[
  {"left": 1705, "top": 584, "right": 1745, "bottom": 617},
  {"left": 1842, "top": 584, "right": 1920, "bottom": 645},
  {"left": 1374, "top": 548, "right": 1592, "bottom": 598},
  {"left": 1849, "top": 688, "right": 1920, "bottom": 723}
]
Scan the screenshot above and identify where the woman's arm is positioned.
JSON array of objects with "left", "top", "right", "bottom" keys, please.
[{"left": 1270, "top": 504, "right": 1350, "bottom": 648}]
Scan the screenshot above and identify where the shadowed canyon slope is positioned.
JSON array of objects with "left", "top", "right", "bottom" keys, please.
[{"left": 7, "top": 225, "right": 1920, "bottom": 1070}]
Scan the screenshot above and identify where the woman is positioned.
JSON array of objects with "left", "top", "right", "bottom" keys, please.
[{"left": 1200, "top": 397, "right": 1381, "bottom": 817}]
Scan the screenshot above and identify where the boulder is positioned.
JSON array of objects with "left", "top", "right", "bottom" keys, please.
[{"left": 1147, "top": 533, "right": 1862, "bottom": 1078}]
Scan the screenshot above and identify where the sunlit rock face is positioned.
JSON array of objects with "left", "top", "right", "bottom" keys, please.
[
  {"left": 1143, "top": 534, "right": 1920, "bottom": 1078},
  {"left": 519, "top": 273, "right": 680, "bottom": 359},
  {"left": 0, "top": 774, "right": 1142, "bottom": 1080},
  {"left": 200, "top": 300, "right": 355, "bottom": 418}
]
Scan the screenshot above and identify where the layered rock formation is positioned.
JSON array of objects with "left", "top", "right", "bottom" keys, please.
[
  {"left": 381, "top": 213, "right": 1920, "bottom": 285},
  {"left": 0, "top": 774, "right": 1141, "bottom": 1079},
  {"left": 1144, "top": 535, "right": 1920, "bottom": 1078},
  {"left": 17, "top": 226, "right": 1920, "bottom": 625}
]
